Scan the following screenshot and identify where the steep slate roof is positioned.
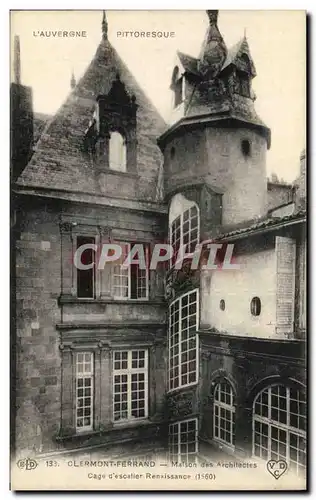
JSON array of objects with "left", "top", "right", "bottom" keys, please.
[
  {"left": 221, "top": 36, "right": 256, "bottom": 75},
  {"left": 33, "top": 112, "right": 52, "bottom": 146},
  {"left": 17, "top": 34, "right": 166, "bottom": 201},
  {"left": 177, "top": 51, "right": 199, "bottom": 76}
]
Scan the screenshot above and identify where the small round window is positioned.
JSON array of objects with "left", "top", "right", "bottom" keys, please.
[
  {"left": 250, "top": 297, "right": 261, "bottom": 316},
  {"left": 241, "top": 139, "right": 251, "bottom": 157},
  {"left": 170, "top": 146, "right": 175, "bottom": 159},
  {"left": 220, "top": 299, "right": 225, "bottom": 311}
]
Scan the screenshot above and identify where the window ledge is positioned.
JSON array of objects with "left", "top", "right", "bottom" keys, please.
[
  {"left": 167, "top": 382, "right": 198, "bottom": 396},
  {"left": 102, "top": 169, "right": 138, "bottom": 179},
  {"left": 56, "top": 419, "right": 157, "bottom": 442},
  {"left": 199, "top": 329, "right": 305, "bottom": 343},
  {"left": 59, "top": 295, "right": 165, "bottom": 306},
  {"left": 112, "top": 419, "right": 151, "bottom": 430}
]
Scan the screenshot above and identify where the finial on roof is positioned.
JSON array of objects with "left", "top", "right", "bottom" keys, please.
[
  {"left": 244, "top": 27, "right": 247, "bottom": 38},
  {"left": 13, "top": 35, "right": 21, "bottom": 84},
  {"left": 70, "top": 69, "right": 76, "bottom": 90},
  {"left": 102, "top": 10, "right": 108, "bottom": 40},
  {"left": 207, "top": 10, "right": 218, "bottom": 25},
  {"left": 198, "top": 10, "right": 227, "bottom": 79}
]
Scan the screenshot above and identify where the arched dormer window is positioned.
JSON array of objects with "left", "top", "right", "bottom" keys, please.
[
  {"left": 109, "top": 131, "right": 127, "bottom": 172},
  {"left": 169, "top": 194, "right": 200, "bottom": 265}
]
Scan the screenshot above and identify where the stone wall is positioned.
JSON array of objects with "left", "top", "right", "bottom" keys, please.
[
  {"left": 13, "top": 194, "right": 168, "bottom": 455},
  {"left": 199, "top": 332, "right": 306, "bottom": 458},
  {"left": 163, "top": 126, "right": 267, "bottom": 226}
]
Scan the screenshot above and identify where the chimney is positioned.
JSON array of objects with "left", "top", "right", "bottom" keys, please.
[
  {"left": 11, "top": 35, "right": 34, "bottom": 182},
  {"left": 295, "top": 148, "right": 306, "bottom": 210}
]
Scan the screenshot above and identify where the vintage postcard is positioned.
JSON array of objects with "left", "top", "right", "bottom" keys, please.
[{"left": 10, "top": 9, "right": 307, "bottom": 491}]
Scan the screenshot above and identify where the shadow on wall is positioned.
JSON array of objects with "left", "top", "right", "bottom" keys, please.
[{"left": 15, "top": 400, "right": 43, "bottom": 458}]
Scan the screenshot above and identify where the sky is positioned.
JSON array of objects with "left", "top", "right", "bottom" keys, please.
[{"left": 10, "top": 10, "right": 306, "bottom": 182}]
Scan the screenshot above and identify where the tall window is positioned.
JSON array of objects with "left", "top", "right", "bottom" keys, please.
[
  {"left": 253, "top": 385, "right": 306, "bottom": 475},
  {"left": 112, "top": 242, "right": 149, "bottom": 300},
  {"left": 76, "top": 236, "right": 95, "bottom": 298},
  {"left": 76, "top": 352, "right": 94, "bottom": 432},
  {"left": 213, "top": 381, "right": 236, "bottom": 447},
  {"left": 109, "top": 131, "right": 127, "bottom": 172},
  {"left": 169, "top": 289, "right": 199, "bottom": 391},
  {"left": 170, "top": 204, "right": 199, "bottom": 265},
  {"left": 113, "top": 350, "right": 148, "bottom": 423},
  {"left": 169, "top": 418, "right": 198, "bottom": 463}
]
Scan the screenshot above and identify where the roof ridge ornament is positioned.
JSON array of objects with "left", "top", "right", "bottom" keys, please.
[
  {"left": 70, "top": 69, "right": 76, "bottom": 90},
  {"left": 198, "top": 10, "right": 227, "bottom": 80},
  {"left": 102, "top": 10, "right": 108, "bottom": 40},
  {"left": 207, "top": 10, "right": 219, "bottom": 25}
]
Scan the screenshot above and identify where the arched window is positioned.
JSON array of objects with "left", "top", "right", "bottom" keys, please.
[
  {"left": 213, "top": 381, "right": 235, "bottom": 447},
  {"left": 109, "top": 131, "right": 127, "bottom": 172},
  {"left": 253, "top": 385, "right": 306, "bottom": 475}
]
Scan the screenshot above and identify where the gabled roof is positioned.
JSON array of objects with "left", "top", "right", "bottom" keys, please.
[
  {"left": 221, "top": 36, "right": 256, "bottom": 76},
  {"left": 176, "top": 51, "right": 199, "bottom": 76},
  {"left": 17, "top": 36, "right": 166, "bottom": 201},
  {"left": 33, "top": 112, "right": 52, "bottom": 146}
]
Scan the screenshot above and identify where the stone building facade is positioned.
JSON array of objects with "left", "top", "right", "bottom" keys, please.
[{"left": 11, "top": 11, "right": 306, "bottom": 476}]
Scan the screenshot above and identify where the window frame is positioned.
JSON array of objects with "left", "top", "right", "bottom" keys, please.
[
  {"left": 75, "top": 235, "right": 96, "bottom": 299},
  {"left": 112, "top": 242, "right": 149, "bottom": 301},
  {"left": 169, "top": 418, "right": 198, "bottom": 463},
  {"left": 213, "top": 381, "right": 236, "bottom": 449},
  {"left": 109, "top": 130, "right": 127, "bottom": 172},
  {"left": 168, "top": 289, "right": 199, "bottom": 392},
  {"left": 169, "top": 203, "right": 200, "bottom": 266},
  {"left": 250, "top": 296, "right": 261, "bottom": 317},
  {"left": 75, "top": 352, "right": 94, "bottom": 433},
  {"left": 112, "top": 349, "right": 149, "bottom": 424},
  {"left": 252, "top": 384, "right": 306, "bottom": 475}
]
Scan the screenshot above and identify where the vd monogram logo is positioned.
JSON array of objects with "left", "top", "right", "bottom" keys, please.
[
  {"left": 266, "top": 460, "right": 288, "bottom": 479},
  {"left": 16, "top": 458, "right": 38, "bottom": 471}
]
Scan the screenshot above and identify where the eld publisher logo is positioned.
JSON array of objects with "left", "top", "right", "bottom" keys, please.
[
  {"left": 17, "top": 458, "right": 38, "bottom": 471},
  {"left": 266, "top": 460, "right": 288, "bottom": 479}
]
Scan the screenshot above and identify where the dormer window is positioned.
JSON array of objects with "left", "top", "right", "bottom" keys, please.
[
  {"left": 174, "top": 78, "right": 184, "bottom": 107},
  {"left": 172, "top": 66, "right": 185, "bottom": 108},
  {"left": 236, "top": 54, "right": 251, "bottom": 97},
  {"left": 109, "top": 131, "right": 127, "bottom": 172},
  {"left": 237, "top": 72, "right": 250, "bottom": 97}
]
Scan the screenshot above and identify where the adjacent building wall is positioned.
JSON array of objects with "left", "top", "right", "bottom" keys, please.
[{"left": 200, "top": 246, "right": 277, "bottom": 338}]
